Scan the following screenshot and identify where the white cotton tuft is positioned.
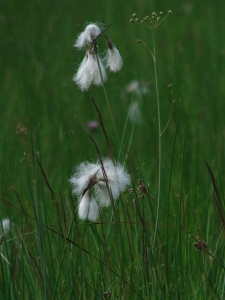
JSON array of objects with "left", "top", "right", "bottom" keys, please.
[
  {"left": 70, "top": 158, "right": 131, "bottom": 221},
  {"left": 105, "top": 42, "right": 123, "bottom": 72},
  {"left": 73, "top": 51, "right": 107, "bottom": 91},
  {"left": 74, "top": 24, "right": 102, "bottom": 49},
  {"left": 73, "top": 52, "right": 92, "bottom": 91}
]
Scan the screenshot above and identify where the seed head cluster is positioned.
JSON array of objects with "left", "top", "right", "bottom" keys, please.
[
  {"left": 73, "top": 23, "right": 123, "bottom": 91},
  {"left": 70, "top": 158, "right": 131, "bottom": 221},
  {"left": 130, "top": 10, "right": 172, "bottom": 30}
]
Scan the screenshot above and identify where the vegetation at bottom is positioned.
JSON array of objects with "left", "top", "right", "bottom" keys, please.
[{"left": 1, "top": 0, "right": 225, "bottom": 299}]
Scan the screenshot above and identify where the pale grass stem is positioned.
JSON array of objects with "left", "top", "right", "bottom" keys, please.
[
  {"left": 95, "top": 48, "right": 121, "bottom": 152},
  {"left": 152, "top": 31, "right": 161, "bottom": 251}
]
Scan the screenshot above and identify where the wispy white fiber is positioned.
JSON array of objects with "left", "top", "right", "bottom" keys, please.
[{"left": 74, "top": 24, "right": 102, "bottom": 49}]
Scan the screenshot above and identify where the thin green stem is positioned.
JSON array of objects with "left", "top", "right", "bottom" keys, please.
[
  {"left": 152, "top": 30, "right": 161, "bottom": 251},
  {"left": 95, "top": 54, "right": 121, "bottom": 152},
  {"left": 179, "top": 129, "right": 185, "bottom": 297},
  {"left": 33, "top": 143, "right": 47, "bottom": 300},
  {"left": 166, "top": 101, "right": 180, "bottom": 276}
]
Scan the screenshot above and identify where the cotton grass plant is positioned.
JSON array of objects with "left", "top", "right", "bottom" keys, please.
[
  {"left": 69, "top": 13, "right": 225, "bottom": 298},
  {"left": 73, "top": 22, "right": 123, "bottom": 148},
  {"left": 73, "top": 23, "right": 123, "bottom": 91}
]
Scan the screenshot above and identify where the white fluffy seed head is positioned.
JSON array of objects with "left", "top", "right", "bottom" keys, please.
[
  {"left": 73, "top": 51, "right": 107, "bottom": 91},
  {"left": 105, "top": 42, "right": 123, "bottom": 72},
  {"left": 73, "top": 52, "right": 92, "bottom": 91},
  {"left": 74, "top": 24, "right": 102, "bottom": 49},
  {"left": 70, "top": 158, "right": 131, "bottom": 220}
]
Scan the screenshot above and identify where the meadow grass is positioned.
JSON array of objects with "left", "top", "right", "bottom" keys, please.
[{"left": 1, "top": 0, "right": 225, "bottom": 299}]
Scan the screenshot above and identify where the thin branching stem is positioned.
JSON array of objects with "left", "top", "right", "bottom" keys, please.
[{"left": 155, "top": 13, "right": 171, "bottom": 29}]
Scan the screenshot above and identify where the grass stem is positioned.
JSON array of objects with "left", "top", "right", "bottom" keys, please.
[{"left": 152, "top": 30, "right": 161, "bottom": 251}]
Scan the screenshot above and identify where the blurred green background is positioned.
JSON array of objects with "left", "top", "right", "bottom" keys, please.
[{"left": 1, "top": 0, "right": 225, "bottom": 234}]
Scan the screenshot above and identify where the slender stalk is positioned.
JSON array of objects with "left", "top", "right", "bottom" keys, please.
[
  {"left": 152, "top": 30, "right": 161, "bottom": 251},
  {"left": 95, "top": 53, "right": 121, "bottom": 150},
  {"left": 33, "top": 145, "right": 47, "bottom": 300},
  {"left": 178, "top": 130, "right": 185, "bottom": 297},
  {"left": 166, "top": 101, "right": 180, "bottom": 278}
]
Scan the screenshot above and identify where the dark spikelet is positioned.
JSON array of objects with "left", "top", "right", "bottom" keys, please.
[{"left": 193, "top": 239, "right": 209, "bottom": 251}]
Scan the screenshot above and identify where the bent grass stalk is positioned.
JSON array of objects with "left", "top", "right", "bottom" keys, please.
[{"left": 33, "top": 148, "right": 47, "bottom": 300}]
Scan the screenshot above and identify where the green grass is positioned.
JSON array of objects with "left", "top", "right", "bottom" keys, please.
[{"left": 1, "top": 0, "right": 225, "bottom": 299}]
